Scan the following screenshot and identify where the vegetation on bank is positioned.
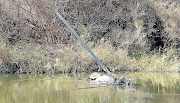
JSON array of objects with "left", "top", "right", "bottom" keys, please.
[
  {"left": 0, "top": 37, "right": 179, "bottom": 74},
  {"left": 0, "top": 0, "right": 179, "bottom": 74}
]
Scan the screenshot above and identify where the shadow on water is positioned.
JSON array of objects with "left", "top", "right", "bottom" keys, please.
[{"left": 0, "top": 73, "right": 180, "bottom": 103}]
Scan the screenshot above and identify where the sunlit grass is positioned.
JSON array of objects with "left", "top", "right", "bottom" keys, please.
[
  {"left": 0, "top": 0, "right": 179, "bottom": 74},
  {"left": 1, "top": 38, "right": 179, "bottom": 90},
  {"left": 0, "top": 37, "right": 179, "bottom": 73},
  {"left": 128, "top": 72, "right": 180, "bottom": 88}
]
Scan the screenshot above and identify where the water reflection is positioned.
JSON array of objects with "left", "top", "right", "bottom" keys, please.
[{"left": 0, "top": 73, "right": 180, "bottom": 103}]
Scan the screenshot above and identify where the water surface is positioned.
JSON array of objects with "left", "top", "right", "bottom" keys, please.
[{"left": 0, "top": 73, "right": 180, "bottom": 103}]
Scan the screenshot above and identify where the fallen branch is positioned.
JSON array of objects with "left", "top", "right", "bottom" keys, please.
[{"left": 55, "top": 11, "right": 117, "bottom": 79}]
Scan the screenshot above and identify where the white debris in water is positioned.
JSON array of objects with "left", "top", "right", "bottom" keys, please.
[
  {"left": 95, "top": 75, "right": 114, "bottom": 84},
  {"left": 89, "top": 72, "right": 101, "bottom": 80}
]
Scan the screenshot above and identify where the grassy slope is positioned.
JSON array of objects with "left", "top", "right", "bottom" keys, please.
[{"left": 0, "top": 0, "right": 179, "bottom": 74}]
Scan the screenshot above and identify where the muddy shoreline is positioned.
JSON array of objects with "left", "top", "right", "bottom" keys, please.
[{"left": 0, "top": 61, "right": 133, "bottom": 74}]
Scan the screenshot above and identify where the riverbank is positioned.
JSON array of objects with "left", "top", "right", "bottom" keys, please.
[
  {"left": 0, "top": 38, "right": 179, "bottom": 74},
  {"left": 0, "top": 0, "right": 179, "bottom": 74}
]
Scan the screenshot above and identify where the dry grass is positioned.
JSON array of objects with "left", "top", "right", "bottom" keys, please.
[
  {"left": 0, "top": 0, "right": 179, "bottom": 75},
  {"left": 0, "top": 45, "right": 12, "bottom": 64},
  {"left": 0, "top": 36, "right": 180, "bottom": 89},
  {"left": 0, "top": 35, "right": 179, "bottom": 73},
  {"left": 77, "top": 40, "right": 180, "bottom": 72},
  {"left": 142, "top": 0, "right": 180, "bottom": 37},
  {"left": 129, "top": 72, "right": 180, "bottom": 88}
]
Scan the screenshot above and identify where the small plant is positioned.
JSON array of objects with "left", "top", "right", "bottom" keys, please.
[{"left": 135, "top": 52, "right": 143, "bottom": 59}]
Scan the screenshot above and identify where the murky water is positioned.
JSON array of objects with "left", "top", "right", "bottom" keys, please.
[{"left": 0, "top": 73, "right": 180, "bottom": 103}]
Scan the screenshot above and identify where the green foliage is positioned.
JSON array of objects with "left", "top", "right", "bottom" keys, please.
[
  {"left": 135, "top": 52, "right": 143, "bottom": 59},
  {"left": 136, "top": 79, "right": 142, "bottom": 84}
]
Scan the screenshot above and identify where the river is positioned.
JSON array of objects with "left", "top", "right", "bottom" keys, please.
[{"left": 0, "top": 73, "right": 180, "bottom": 103}]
